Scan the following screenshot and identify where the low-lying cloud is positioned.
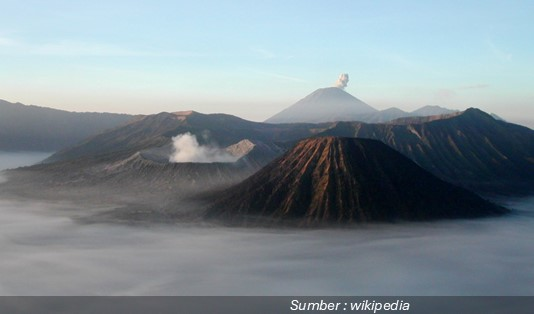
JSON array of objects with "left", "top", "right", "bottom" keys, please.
[
  {"left": 2, "top": 152, "right": 534, "bottom": 296},
  {"left": 0, "top": 197, "right": 533, "bottom": 295},
  {"left": 169, "top": 133, "right": 238, "bottom": 163}
]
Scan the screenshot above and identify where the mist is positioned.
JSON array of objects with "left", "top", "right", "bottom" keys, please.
[
  {"left": 169, "top": 133, "right": 237, "bottom": 163},
  {"left": 1, "top": 153, "right": 534, "bottom": 295},
  {"left": 0, "top": 198, "right": 534, "bottom": 295}
]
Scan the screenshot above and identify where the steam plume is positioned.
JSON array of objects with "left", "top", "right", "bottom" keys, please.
[
  {"left": 169, "top": 133, "right": 237, "bottom": 163},
  {"left": 335, "top": 73, "right": 349, "bottom": 89}
]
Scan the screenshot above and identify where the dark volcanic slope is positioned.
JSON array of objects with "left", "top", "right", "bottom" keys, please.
[
  {"left": 46, "top": 110, "right": 328, "bottom": 163},
  {"left": 0, "top": 99, "right": 134, "bottom": 151},
  {"left": 42, "top": 108, "right": 534, "bottom": 195},
  {"left": 4, "top": 150, "right": 255, "bottom": 204},
  {"left": 206, "top": 137, "right": 507, "bottom": 225},
  {"left": 318, "top": 108, "right": 534, "bottom": 194}
]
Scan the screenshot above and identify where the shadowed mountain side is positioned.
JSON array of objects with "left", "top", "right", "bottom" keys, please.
[
  {"left": 35, "top": 108, "right": 534, "bottom": 196},
  {"left": 1, "top": 136, "right": 285, "bottom": 215},
  {"left": 206, "top": 137, "right": 507, "bottom": 226},
  {"left": 5, "top": 151, "right": 256, "bottom": 198},
  {"left": 45, "top": 111, "right": 330, "bottom": 163},
  {"left": 102, "top": 152, "right": 254, "bottom": 192},
  {"left": 317, "top": 109, "right": 534, "bottom": 194},
  {"left": 2, "top": 151, "right": 260, "bottom": 222},
  {"left": 0, "top": 99, "right": 134, "bottom": 151}
]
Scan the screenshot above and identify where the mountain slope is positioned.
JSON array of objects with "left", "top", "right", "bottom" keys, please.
[
  {"left": 45, "top": 110, "right": 330, "bottom": 163},
  {"left": 264, "top": 86, "right": 459, "bottom": 124},
  {"left": 42, "top": 108, "right": 534, "bottom": 195},
  {"left": 206, "top": 137, "right": 506, "bottom": 225},
  {"left": 265, "top": 87, "right": 378, "bottom": 123},
  {"left": 411, "top": 105, "right": 458, "bottom": 116},
  {"left": 354, "top": 107, "right": 412, "bottom": 123},
  {"left": 265, "top": 87, "right": 457, "bottom": 123},
  {"left": 318, "top": 108, "right": 534, "bottom": 194},
  {"left": 343, "top": 106, "right": 458, "bottom": 124},
  {"left": 0, "top": 99, "right": 134, "bottom": 151}
]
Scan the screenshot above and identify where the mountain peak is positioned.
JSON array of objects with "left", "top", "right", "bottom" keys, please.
[
  {"left": 172, "top": 110, "right": 197, "bottom": 116},
  {"left": 311, "top": 86, "right": 352, "bottom": 95},
  {"left": 0, "top": 99, "right": 133, "bottom": 151},
  {"left": 457, "top": 107, "right": 498, "bottom": 121},
  {"left": 265, "top": 87, "right": 378, "bottom": 124},
  {"left": 206, "top": 136, "right": 506, "bottom": 225},
  {"left": 411, "top": 105, "right": 458, "bottom": 116}
]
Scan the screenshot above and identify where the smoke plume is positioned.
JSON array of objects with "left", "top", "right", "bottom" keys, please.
[
  {"left": 169, "top": 133, "right": 237, "bottom": 163},
  {"left": 335, "top": 73, "right": 349, "bottom": 89}
]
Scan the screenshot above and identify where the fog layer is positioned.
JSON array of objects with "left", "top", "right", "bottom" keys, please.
[
  {"left": 1, "top": 153, "right": 533, "bottom": 296},
  {"left": 0, "top": 198, "right": 533, "bottom": 296}
]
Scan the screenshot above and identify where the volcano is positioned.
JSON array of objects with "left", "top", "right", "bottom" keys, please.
[
  {"left": 265, "top": 87, "right": 378, "bottom": 123},
  {"left": 206, "top": 137, "right": 507, "bottom": 225}
]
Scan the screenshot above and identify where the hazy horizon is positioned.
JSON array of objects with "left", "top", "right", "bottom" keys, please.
[
  {"left": 1, "top": 1, "right": 533, "bottom": 127},
  {"left": 2, "top": 94, "right": 534, "bottom": 130}
]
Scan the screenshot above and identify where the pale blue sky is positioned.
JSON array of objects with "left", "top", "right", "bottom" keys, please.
[{"left": 1, "top": 0, "right": 533, "bottom": 126}]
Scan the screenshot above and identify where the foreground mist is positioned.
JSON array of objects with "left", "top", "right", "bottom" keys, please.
[
  {"left": 0, "top": 198, "right": 533, "bottom": 295},
  {"left": 1, "top": 152, "right": 534, "bottom": 296}
]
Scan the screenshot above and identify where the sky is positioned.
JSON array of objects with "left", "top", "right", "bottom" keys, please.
[{"left": 1, "top": 0, "right": 533, "bottom": 126}]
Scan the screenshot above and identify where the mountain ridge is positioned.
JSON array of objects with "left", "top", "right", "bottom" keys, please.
[
  {"left": 265, "top": 87, "right": 378, "bottom": 123},
  {"left": 265, "top": 87, "right": 458, "bottom": 124},
  {"left": 40, "top": 107, "right": 534, "bottom": 195},
  {"left": 0, "top": 99, "right": 135, "bottom": 151},
  {"left": 206, "top": 137, "right": 507, "bottom": 225},
  {"left": 317, "top": 108, "right": 534, "bottom": 194}
]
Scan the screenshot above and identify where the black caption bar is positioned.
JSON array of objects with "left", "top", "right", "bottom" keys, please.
[{"left": 1, "top": 297, "right": 533, "bottom": 314}]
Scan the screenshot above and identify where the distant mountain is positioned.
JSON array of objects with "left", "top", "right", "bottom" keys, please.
[
  {"left": 206, "top": 137, "right": 506, "bottom": 225},
  {"left": 387, "top": 111, "right": 461, "bottom": 125},
  {"left": 353, "top": 107, "right": 412, "bottom": 123},
  {"left": 265, "top": 88, "right": 458, "bottom": 124},
  {"left": 0, "top": 99, "right": 134, "bottom": 151},
  {"left": 353, "top": 106, "right": 458, "bottom": 124},
  {"left": 410, "top": 105, "right": 457, "bottom": 116},
  {"left": 42, "top": 108, "right": 534, "bottom": 195},
  {"left": 265, "top": 87, "right": 378, "bottom": 123}
]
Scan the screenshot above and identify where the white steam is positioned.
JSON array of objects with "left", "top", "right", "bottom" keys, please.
[
  {"left": 335, "top": 73, "right": 349, "bottom": 89},
  {"left": 169, "top": 133, "right": 237, "bottom": 163}
]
